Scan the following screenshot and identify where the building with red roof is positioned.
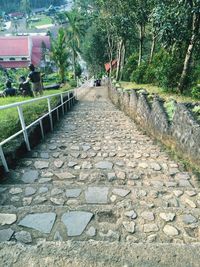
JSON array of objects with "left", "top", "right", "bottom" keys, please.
[
  {"left": 0, "top": 35, "right": 50, "bottom": 69},
  {"left": 105, "top": 59, "right": 118, "bottom": 73}
]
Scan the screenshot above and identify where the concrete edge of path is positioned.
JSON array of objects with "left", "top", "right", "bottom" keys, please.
[{"left": 0, "top": 241, "right": 200, "bottom": 267}]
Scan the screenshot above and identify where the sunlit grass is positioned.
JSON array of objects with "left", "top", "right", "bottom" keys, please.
[{"left": 120, "top": 81, "right": 198, "bottom": 103}]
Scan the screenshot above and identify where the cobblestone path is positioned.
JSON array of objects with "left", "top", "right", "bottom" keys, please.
[{"left": 0, "top": 86, "right": 200, "bottom": 266}]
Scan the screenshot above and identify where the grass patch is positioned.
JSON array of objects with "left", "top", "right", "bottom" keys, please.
[
  {"left": 0, "top": 88, "right": 71, "bottom": 143},
  {"left": 29, "top": 15, "right": 53, "bottom": 28},
  {"left": 120, "top": 81, "right": 199, "bottom": 103}
]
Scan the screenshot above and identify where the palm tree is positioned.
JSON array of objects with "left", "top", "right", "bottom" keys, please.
[
  {"left": 51, "top": 28, "right": 69, "bottom": 83},
  {"left": 65, "top": 11, "right": 85, "bottom": 79}
]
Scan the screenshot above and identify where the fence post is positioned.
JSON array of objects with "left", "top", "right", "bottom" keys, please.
[
  {"left": 0, "top": 146, "right": 9, "bottom": 172},
  {"left": 47, "top": 98, "right": 53, "bottom": 131},
  {"left": 68, "top": 91, "right": 71, "bottom": 110},
  {"left": 61, "top": 93, "right": 65, "bottom": 115},
  {"left": 17, "top": 106, "right": 31, "bottom": 151},
  {"left": 39, "top": 120, "right": 45, "bottom": 139}
]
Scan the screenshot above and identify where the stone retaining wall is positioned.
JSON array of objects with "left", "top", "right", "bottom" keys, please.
[{"left": 108, "top": 84, "right": 200, "bottom": 169}]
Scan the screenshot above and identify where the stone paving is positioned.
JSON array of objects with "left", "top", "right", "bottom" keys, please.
[{"left": 0, "top": 86, "right": 200, "bottom": 246}]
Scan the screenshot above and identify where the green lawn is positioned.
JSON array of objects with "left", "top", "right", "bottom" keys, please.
[
  {"left": 0, "top": 88, "right": 71, "bottom": 144},
  {"left": 30, "top": 15, "right": 53, "bottom": 28},
  {"left": 120, "top": 82, "right": 198, "bottom": 103}
]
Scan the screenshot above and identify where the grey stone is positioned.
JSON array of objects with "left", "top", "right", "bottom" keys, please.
[
  {"left": 0, "top": 229, "right": 14, "bottom": 242},
  {"left": 66, "top": 189, "right": 81, "bottom": 198},
  {"left": 116, "top": 171, "right": 126, "bottom": 180},
  {"left": 123, "top": 221, "right": 135, "bottom": 233},
  {"left": 34, "top": 196, "right": 47, "bottom": 204},
  {"left": 173, "top": 190, "right": 183, "bottom": 197},
  {"left": 124, "top": 210, "right": 137, "bottom": 219},
  {"left": 49, "top": 145, "right": 57, "bottom": 150},
  {"left": 9, "top": 188, "right": 23, "bottom": 194},
  {"left": 179, "top": 180, "right": 192, "bottom": 187},
  {"left": 151, "top": 163, "right": 162, "bottom": 171},
  {"left": 95, "top": 161, "right": 113, "bottom": 170},
  {"left": 159, "top": 213, "right": 176, "bottom": 222},
  {"left": 70, "top": 152, "right": 80, "bottom": 158},
  {"left": 68, "top": 162, "right": 78, "bottom": 168},
  {"left": 39, "top": 178, "right": 52, "bottom": 183},
  {"left": 18, "top": 213, "right": 56, "bottom": 234},
  {"left": 82, "top": 145, "right": 91, "bottom": 152},
  {"left": 163, "top": 225, "right": 179, "bottom": 236},
  {"left": 25, "top": 187, "right": 36, "bottom": 196},
  {"left": 107, "top": 173, "right": 117, "bottom": 182},
  {"left": 71, "top": 145, "right": 80, "bottom": 150},
  {"left": 22, "top": 170, "right": 39, "bottom": 183},
  {"left": 15, "top": 231, "right": 32, "bottom": 243},
  {"left": 144, "top": 224, "right": 159, "bottom": 233},
  {"left": 55, "top": 172, "right": 76, "bottom": 180},
  {"left": 112, "top": 188, "right": 130, "bottom": 197},
  {"left": 50, "top": 197, "right": 65, "bottom": 205},
  {"left": 34, "top": 161, "right": 49, "bottom": 169},
  {"left": 115, "top": 161, "right": 124, "bottom": 167},
  {"left": 62, "top": 211, "right": 93, "bottom": 236},
  {"left": 184, "top": 198, "right": 197, "bottom": 208},
  {"left": 40, "top": 152, "right": 49, "bottom": 159},
  {"left": 141, "top": 212, "right": 155, "bottom": 221},
  {"left": 185, "top": 191, "right": 197, "bottom": 197},
  {"left": 82, "top": 161, "right": 92, "bottom": 169},
  {"left": 52, "top": 152, "right": 60, "bottom": 158},
  {"left": 85, "top": 187, "right": 109, "bottom": 204},
  {"left": 0, "top": 214, "right": 17, "bottom": 225},
  {"left": 86, "top": 226, "right": 96, "bottom": 237},
  {"left": 38, "top": 187, "right": 48, "bottom": 194},
  {"left": 99, "top": 230, "right": 120, "bottom": 241},
  {"left": 54, "top": 231, "right": 63, "bottom": 241},
  {"left": 182, "top": 214, "right": 198, "bottom": 224},
  {"left": 51, "top": 188, "right": 63, "bottom": 196},
  {"left": 54, "top": 160, "right": 64, "bottom": 168},
  {"left": 175, "top": 172, "right": 191, "bottom": 180}
]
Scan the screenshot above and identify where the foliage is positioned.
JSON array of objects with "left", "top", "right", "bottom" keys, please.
[
  {"left": 130, "top": 63, "right": 148, "bottom": 84},
  {"left": 122, "top": 53, "right": 138, "bottom": 81},
  {"left": 51, "top": 28, "right": 69, "bottom": 83},
  {"left": 191, "top": 86, "right": 200, "bottom": 99}
]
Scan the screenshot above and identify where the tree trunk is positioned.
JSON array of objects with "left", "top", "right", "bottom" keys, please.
[
  {"left": 72, "top": 50, "right": 76, "bottom": 80},
  {"left": 178, "top": 13, "right": 200, "bottom": 93},
  {"left": 119, "top": 43, "right": 126, "bottom": 81},
  {"left": 116, "top": 40, "right": 123, "bottom": 81},
  {"left": 138, "top": 24, "right": 144, "bottom": 66},
  {"left": 149, "top": 35, "right": 156, "bottom": 64}
]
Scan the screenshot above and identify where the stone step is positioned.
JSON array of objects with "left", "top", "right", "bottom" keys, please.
[
  {"left": 1, "top": 184, "right": 200, "bottom": 209},
  {"left": 1, "top": 240, "right": 200, "bottom": 267},
  {"left": 0, "top": 204, "right": 199, "bottom": 244}
]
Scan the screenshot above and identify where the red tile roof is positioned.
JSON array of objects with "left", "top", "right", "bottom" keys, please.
[
  {"left": 0, "top": 35, "right": 50, "bottom": 68},
  {"left": 105, "top": 59, "right": 118, "bottom": 72},
  {"left": 0, "top": 61, "right": 29, "bottom": 68},
  {"left": 0, "top": 36, "right": 30, "bottom": 57}
]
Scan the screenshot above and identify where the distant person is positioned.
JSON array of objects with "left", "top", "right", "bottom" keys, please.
[
  {"left": 19, "top": 76, "right": 33, "bottom": 97},
  {"left": 3, "top": 80, "right": 16, "bottom": 97},
  {"left": 26, "top": 64, "right": 43, "bottom": 96}
]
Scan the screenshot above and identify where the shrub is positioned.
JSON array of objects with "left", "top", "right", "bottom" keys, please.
[
  {"left": 130, "top": 63, "right": 148, "bottom": 84},
  {"left": 69, "top": 79, "right": 77, "bottom": 88},
  {"left": 191, "top": 86, "right": 200, "bottom": 99},
  {"left": 123, "top": 53, "right": 138, "bottom": 81}
]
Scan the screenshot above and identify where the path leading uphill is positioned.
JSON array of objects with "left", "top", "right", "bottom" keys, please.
[{"left": 0, "top": 86, "right": 200, "bottom": 267}]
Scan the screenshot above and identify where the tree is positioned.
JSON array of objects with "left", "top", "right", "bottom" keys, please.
[
  {"left": 20, "top": 0, "right": 31, "bottom": 17},
  {"left": 51, "top": 28, "right": 69, "bottom": 83},
  {"left": 178, "top": 0, "right": 200, "bottom": 93}
]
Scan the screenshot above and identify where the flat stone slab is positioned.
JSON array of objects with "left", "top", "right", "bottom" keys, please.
[
  {"left": 0, "top": 214, "right": 17, "bottom": 226},
  {"left": 112, "top": 188, "right": 130, "bottom": 197},
  {"left": 95, "top": 161, "right": 113, "bottom": 170},
  {"left": 0, "top": 229, "right": 14, "bottom": 242},
  {"left": 61, "top": 211, "right": 93, "bottom": 236},
  {"left": 18, "top": 213, "right": 56, "bottom": 234},
  {"left": 34, "top": 161, "right": 49, "bottom": 169},
  {"left": 55, "top": 172, "right": 76, "bottom": 179},
  {"left": 85, "top": 187, "right": 109, "bottom": 204},
  {"left": 66, "top": 189, "right": 82, "bottom": 198},
  {"left": 22, "top": 170, "right": 39, "bottom": 183}
]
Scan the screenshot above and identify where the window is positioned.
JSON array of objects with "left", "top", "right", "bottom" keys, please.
[
  {"left": 0, "top": 58, "right": 3, "bottom": 61},
  {"left": 21, "top": 57, "right": 27, "bottom": 61},
  {"left": 9, "top": 58, "right": 16, "bottom": 61}
]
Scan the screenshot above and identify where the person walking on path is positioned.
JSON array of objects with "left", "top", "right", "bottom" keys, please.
[
  {"left": 26, "top": 64, "right": 43, "bottom": 97},
  {"left": 19, "top": 76, "right": 34, "bottom": 97}
]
